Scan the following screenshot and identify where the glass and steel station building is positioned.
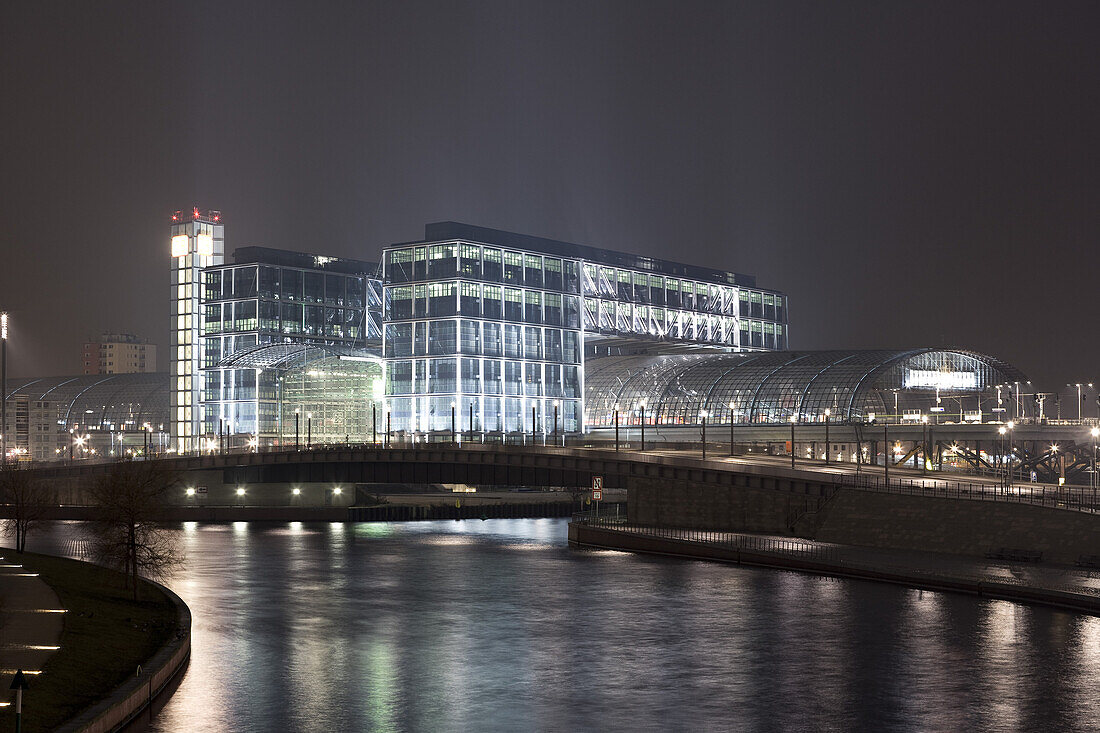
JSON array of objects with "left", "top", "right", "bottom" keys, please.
[{"left": 0, "top": 213, "right": 1042, "bottom": 461}]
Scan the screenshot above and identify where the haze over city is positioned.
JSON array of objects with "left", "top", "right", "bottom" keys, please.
[{"left": 1, "top": 1, "right": 1097, "bottom": 386}]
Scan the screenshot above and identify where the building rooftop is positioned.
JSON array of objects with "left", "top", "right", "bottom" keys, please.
[
  {"left": 228, "top": 246, "right": 379, "bottom": 277},
  {"left": 390, "top": 221, "right": 762, "bottom": 289}
]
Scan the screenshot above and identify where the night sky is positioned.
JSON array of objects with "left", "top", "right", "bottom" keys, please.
[{"left": 1, "top": 1, "right": 1097, "bottom": 388}]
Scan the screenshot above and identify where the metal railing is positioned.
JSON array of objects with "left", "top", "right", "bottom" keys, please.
[
  {"left": 828, "top": 471, "right": 1100, "bottom": 514},
  {"left": 570, "top": 512, "right": 1100, "bottom": 600}
]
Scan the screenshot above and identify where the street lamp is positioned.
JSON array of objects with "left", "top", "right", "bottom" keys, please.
[
  {"left": 294, "top": 409, "right": 300, "bottom": 451},
  {"left": 998, "top": 425, "right": 1007, "bottom": 492},
  {"left": 385, "top": 406, "right": 391, "bottom": 448},
  {"left": 700, "top": 409, "right": 708, "bottom": 460},
  {"left": 1, "top": 312, "right": 6, "bottom": 467},
  {"left": 790, "top": 413, "right": 797, "bottom": 469},
  {"left": 1092, "top": 427, "right": 1099, "bottom": 502},
  {"left": 729, "top": 400, "right": 736, "bottom": 457},
  {"left": 451, "top": 400, "right": 456, "bottom": 445},
  {"left": 307, "top": 412, "right": 312, "bottom": 449},
  {"left": 614, "top": 404, "right": 620, "bottom": 452},
  {"left": 638, "top": 400, "right": 647, "bottom": 452},
  {"left": 824, "top": 409, "right": 831, "bottom": 464},
  {"left": 553, "top": 400, "right": 560, "bottom": 446}
]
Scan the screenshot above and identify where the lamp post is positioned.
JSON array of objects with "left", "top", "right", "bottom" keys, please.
[
  {"left": 385, "top": 407, "right": 391, "bottom": 448},
  {"left": 998, "top": 425, "right": 1007, "bottom": 493},
  {"left": 729, "top": 401, "right": 736, "bottom": 457},
  {"left": 451, "top": 401, "right": 456, "bottom": 445},
  {"left": 10, "top": 668, "right": 28, "bottom": 733},
  {"left": 553, "top": 400, "right": 559, "bottom": 446},
  {"left": 1, "top": 312, "right": 7, "bottom": 467},
  {"left": 639, "top": 400, "right": 646, "bottom": 452},
  {"left": 790, "top": 413, "right": 797, "bottom": 469},
  {"left": 824, "top": 409, "right": 831, "bottom": 464},
  {"left": 372, "top": 403, "right": 377, "bottom": 446},
  {"left": 921, "top": 415, "right": 928, "bottom": 475},
  {"left": 614, "top": 405, "right": 620, "bottom": 452},
  {"left": 1086, "top": 424, "right": 1095, "bottom": 499},
  {"left": 469, "top": 401, "right": 474, "bottom": 443},
  {"left": 700, "top": 410, "right": 708, "bottom": 460},
  {"left": 307, "top": 412, "right": 312, "bottom": 449},
  {"left": 883, "top": 421, "right": 889, "bottom": 485},
  {"left": 295, "top": 409, "right": 300, "bottom": 451},
  {"left": 532, "top": 405, "right": 537, "bottom": 446}
]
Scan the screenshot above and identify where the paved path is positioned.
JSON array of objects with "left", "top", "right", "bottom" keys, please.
[{"left": 0, "top": 549, "right": 65, "bottom": 707}]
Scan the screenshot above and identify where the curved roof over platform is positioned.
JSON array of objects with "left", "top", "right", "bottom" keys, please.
[
  {"left": 4, "top": 373, "right": 169, "bottom": 432},
  {"left": 584, "top": 349, "right": 1027, "bottom": 426},
  {"left": 215, "top": 342, "right": 381, "bottom": 371}
]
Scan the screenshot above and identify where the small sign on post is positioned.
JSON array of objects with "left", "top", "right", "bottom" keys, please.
[
  {"left": 592, "top": 476, "right": 603, "bottom": 516},
  {"left": 592, "top": 489, "right": 602, "bottom": 501}
]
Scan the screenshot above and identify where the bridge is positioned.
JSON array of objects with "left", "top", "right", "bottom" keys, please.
[{"left": 25, "top": 441, "right": 1100, "bottom": 514}]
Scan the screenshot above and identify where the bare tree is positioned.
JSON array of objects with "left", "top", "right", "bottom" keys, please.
[
  {"left": 85, "top": 461, "right": 183, "bottom": 599},
  {"left": 0, "top": 465, "right": 48, "bottom": 553}
]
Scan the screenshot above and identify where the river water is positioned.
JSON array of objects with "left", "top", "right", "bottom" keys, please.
[{"left": 27, "top": 519, "right": 1100, "bottom": 732}]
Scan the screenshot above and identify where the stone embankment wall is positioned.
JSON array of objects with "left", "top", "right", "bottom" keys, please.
[
  {"left": 813, "top": 489, "right": 1100, "bottom": 564},
  {"left": 628, "top": 478, "right": 1100, "bottom": 563},
  {"left": 56, "top": 582, "right": 191, "bottom": 733}
]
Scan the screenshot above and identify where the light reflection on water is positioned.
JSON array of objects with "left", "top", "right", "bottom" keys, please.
[{"left": 25, "top": 519, "right": 1100, "bottom": 732}]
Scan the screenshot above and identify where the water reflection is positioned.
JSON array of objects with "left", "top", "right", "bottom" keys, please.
[{"left": 24, "top": 520, "right": 1100, "bottom": 732}]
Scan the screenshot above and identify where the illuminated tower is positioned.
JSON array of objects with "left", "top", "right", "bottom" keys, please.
[{"left": 169, "top": 208, "right": 224, "bottom": 453}]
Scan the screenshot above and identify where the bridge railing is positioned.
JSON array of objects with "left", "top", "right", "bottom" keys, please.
[
  {"left": 829, "top": 472, "right": 1100, "bottom": 514},
  {"left": 572, "top": 511, "right": 840, "bottom": 561},
  {"left": 570, "top": 513, "right": 1100, "bottom": 598}
]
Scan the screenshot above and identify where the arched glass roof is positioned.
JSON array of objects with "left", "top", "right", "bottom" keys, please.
[
  {"left": 584, "top": 349, "right": 1027, "bottom": 426},
  {"left": 216, "top": 342, "right": 381, "bottom": 371},
  {"left": 5, "top": 373, "right": 169, "bottom": 432}
]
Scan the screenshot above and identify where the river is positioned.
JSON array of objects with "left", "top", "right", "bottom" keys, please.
[{"left": 27, "top": 519, "right": 1100, "bottom": 732}]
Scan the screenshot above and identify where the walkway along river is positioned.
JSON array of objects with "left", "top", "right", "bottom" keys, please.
[{"left": 26, "top": 519, "right": 1100, "bottom": 732}]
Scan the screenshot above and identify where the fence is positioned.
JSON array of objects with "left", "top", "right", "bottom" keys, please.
[{"left": 828, "top": 471, "right": 1100, "bottom": 514}]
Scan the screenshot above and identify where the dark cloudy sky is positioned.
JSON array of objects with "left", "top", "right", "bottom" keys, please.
[{"left": 1, "top": 1, "right": 1097, "bottom": 387}]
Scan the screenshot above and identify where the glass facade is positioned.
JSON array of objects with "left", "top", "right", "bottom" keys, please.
[
  {"left": 384, "top": 241, "right": 583, "bottom": 435},
  {"left": 170, "top": 211, "right": 224, "bottom": 453},
  {"left": 198, "top": 248, "right": 382, "bottom": 444},
  {"left": 199, "top": 343, "right": 383, "bottom": 446},
  {"left": 381, "top": 223, "right": 788, "bottom": 436},
  {"left": 583, "top": 349, "right": 1028, "bottom": 426}
]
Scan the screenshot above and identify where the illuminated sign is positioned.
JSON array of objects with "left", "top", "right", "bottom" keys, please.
[
  {"left": 903, "top": 369, "right": 977, "bottom": 391},
  {"left": 196, "top": 234, "right": 214, "bottom": 257},
  {"left": 171, "top": 234, "right": 189, "bottom": 257}
]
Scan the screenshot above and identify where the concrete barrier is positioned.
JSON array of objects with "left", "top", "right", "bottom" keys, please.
[
  {"left": 570, "top": 523, "right": 1100, "bottom": 616},
  {"left": 55, "top": 580, "right": 191, "bottom": 733}
]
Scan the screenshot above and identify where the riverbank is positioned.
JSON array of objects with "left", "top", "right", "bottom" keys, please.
[
  {"left": 569, "top": 516, "right": 1100, "bottom": 616},
  {"left": 0, "top": 551, "right": 189, "bottom": 733}
]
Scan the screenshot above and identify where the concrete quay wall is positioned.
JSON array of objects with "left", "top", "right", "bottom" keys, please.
[
  {"left": 569, "top": 523, "right": 1100, "bottom": 616},
  {"left": 56, "top": 580, "right": 191, "bottom": 733},
  {"left": 813, "top": 489, "right": 1100, "bottom": 564},
  {"left": 628, "top": 479, "right": 1100, "bottom": 564}
]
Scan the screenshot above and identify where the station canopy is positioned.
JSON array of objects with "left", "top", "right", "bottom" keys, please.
[
  {"left": 583, "top": 349, "right": 1028, "bottom": 426},
  {"left": 4, "top": 373, "right": 169, "bottom": 433}
]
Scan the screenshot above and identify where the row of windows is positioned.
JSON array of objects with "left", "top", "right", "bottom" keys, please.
[
  {"left": 386, "top": 244, "right": 581, "bottom": 292},
  {"left": 203, "top": 266, "right": 372, "bottom": 308},
  {"left": 203, "top": 299, "right": 365, "bottom": 340},
  {"left": 387, "top": 282, "right": 582, "bottom": 327},
  {"left": 385, "top": 321, "right": 582, "bottom": 363},
  {"left": 386, "top": 396, "right": 581, "bottom": 433},
  {"left": 387, "top": 358, "right": 581, "bottom": 398},
  {"left": 581, "top": 263, "right": 785, "bottom": 320}
]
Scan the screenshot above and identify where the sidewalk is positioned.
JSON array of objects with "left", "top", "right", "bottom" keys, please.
[{"left": 0, "top": 550, "right": 65, "bottom": 707}]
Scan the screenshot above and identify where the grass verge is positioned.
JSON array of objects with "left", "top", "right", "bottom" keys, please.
[{"left": 0, "top": 551, "right": 178, "bottom": 733}]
